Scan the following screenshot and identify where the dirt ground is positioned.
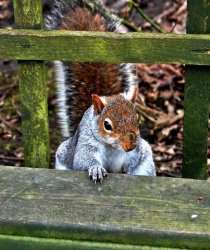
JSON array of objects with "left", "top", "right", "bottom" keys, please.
[{"left": 0, "top": 0, "right": 209, "bottom": 177}]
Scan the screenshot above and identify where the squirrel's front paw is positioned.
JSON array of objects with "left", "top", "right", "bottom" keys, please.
[{"left": 88, "top": 166, "right": 108, "bottom": 184}]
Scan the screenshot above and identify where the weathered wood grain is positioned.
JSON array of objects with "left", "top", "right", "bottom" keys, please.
[
  {"left": 1, "top": 30, "right": 210, "bottom": 64},
  {"left": 0, "top": 166, "right": 210, "bottom": 249},
  {"left": 183, "top": 0, "right": 209, "bottom": 179},
  {"left": 13, "top": 0, "right": 50, "bottom": 168}
]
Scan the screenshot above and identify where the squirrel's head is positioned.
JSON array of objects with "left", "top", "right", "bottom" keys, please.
[{"left": 92, "top": 87, "right": 139, "bottom": 152}]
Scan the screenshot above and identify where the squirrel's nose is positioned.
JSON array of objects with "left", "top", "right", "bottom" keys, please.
[
  {"left": 121, "top": 142, "right": 136, "bottom": 152},
  {"left": 121, "top": 132, "right": 137, "bottom": 152}
]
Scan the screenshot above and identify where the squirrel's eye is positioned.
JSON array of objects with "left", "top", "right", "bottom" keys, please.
[{"left": 104, "top": 120, "right": 112, "bottom": 131}]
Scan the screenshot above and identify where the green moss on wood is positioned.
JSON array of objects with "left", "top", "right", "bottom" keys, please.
[
  {"left": 183, "top": 67, "right": 209, "bottom": 179},
  {"left": 1, "top": 30, "right": 210, "bottom": 64},
  {"left": 13, "top": 0, "right": 49, "bottom": 168},
  {"left": 18, "top": 62, "right": 49, "bottom": 168},
  {"left": 183, "top": 0, "right": 209, "bottom": 179},
  {"left": 13, "top": 0, "right": 43, "bottom": 29}
]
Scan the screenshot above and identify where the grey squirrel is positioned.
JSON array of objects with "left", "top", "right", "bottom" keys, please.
[{"left": 43, "top": 0, "right": 156, "bottom": 182}]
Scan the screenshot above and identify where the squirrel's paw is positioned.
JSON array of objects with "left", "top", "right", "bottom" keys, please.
[{"left": 88, "top": 166, "right": 108, "bottom": 184}]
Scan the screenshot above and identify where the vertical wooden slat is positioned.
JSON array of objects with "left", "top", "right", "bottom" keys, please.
[
  {"left": 183, "top": 0, "right": 209, "bottom": 179},
  {"left": 13, "top": 0, "right": 50, "bottom": 168}
]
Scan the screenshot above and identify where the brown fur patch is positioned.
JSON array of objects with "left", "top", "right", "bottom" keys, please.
[
  {"left": 69, "top": 63, "right": 122, "bottom": 130},
  {"left": 71, "top": 62, "right": 122, "bottom": 97},
  {"left": 60, "top": 7, "right": 107, "bottom": 31}
]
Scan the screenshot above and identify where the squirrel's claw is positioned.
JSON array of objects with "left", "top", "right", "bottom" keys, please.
[{"left": 88, "top": 166, "right": 108, "bottom": 183}]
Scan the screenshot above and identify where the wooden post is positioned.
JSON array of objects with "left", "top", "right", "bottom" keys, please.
[
  {"left": 183, "top": 0, "right": 209, "bottom": 179},
  {"left": 13, "top": 0, "right": 50, "bottom": 168}
]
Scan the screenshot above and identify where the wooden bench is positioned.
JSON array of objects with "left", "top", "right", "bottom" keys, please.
[
  {"left": 0, "top": 0, "right": 210, "bottom": 249},
  {"left": 0, "top": 165, "right": 210, "bottom": 249}
]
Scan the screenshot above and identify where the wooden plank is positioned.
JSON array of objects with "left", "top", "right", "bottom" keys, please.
[
  {"left": 0, "top": 166, "right": 210, "bottom": 249},
  {"left": 0, "top": 235, "right": 184, "bottom": 250},
  {"left": 13, "top": 0, "right": 50, "bottom": 168},
  {"left": 13, "top": 0, "right": 43, "bottom": 29},
  {"left": 1, "top": 30, "right": 210, "bottom": 64},
  {"left": 183, "top": 0, "right": 209, "bottom": 179}
]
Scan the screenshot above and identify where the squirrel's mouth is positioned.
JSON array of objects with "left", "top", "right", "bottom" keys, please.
[{"left": 107, "top": 141, "right": 136, "bottom": 152}]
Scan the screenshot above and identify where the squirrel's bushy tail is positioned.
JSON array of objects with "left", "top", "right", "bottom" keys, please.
[
  {"left": 43, "top": 0, "right": 85, "bottom": 30},
  {"left": 43, "top": 0, "right": 137, "bottom": 138}
]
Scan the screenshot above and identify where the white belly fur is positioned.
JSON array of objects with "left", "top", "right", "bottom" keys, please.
[{"left": 101, "top": 146, "right": 128, "bottom": 173}]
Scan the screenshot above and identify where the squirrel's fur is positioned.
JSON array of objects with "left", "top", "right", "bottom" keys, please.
[
  {"left": 43, "top": 0, "right": 156, "bottom": 180},
  {"left": 44, "top": 0, "right": 136, "bottom": 137}
]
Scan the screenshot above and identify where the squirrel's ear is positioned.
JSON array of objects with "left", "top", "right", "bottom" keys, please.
[
  {"left": 92, "top": 94, "right": 106, "bottom": 114},
  {"left": 124, "top": 87, "right": 137, "bottom": 103}
]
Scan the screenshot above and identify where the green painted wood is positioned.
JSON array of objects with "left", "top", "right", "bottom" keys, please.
[
  {"left": 13, "top": 0, "right": 50, "bottom": 168},
  {"left": 2, "top": 30, "right": 210, "bottom": 64},
  {"left": 183, "top": 0, "right": 209, "bottom": 179},
  {"left": 0, "top": 166, "right": 210, "bottom": 249},
  {"left": 0, "top": 235, "right": 184, "bottom": 250}
]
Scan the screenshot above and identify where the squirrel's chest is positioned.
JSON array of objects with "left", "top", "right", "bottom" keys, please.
[{"left": 101, "top": 147, "right": 128, "bottom": 173}]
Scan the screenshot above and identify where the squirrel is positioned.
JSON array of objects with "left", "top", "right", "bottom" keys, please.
[{"left": 43, "top": 0, "right": 156, "bottom": 182}]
